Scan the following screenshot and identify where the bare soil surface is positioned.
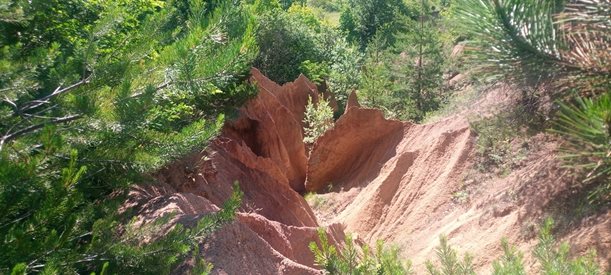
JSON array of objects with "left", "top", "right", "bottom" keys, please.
[{"left": 308, "top": 84, "right": 610, "bottom": 273}]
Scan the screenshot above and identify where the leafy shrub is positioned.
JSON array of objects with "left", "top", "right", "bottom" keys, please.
[
  {"left": 253, "top": 6, "right": 323, "bottom": 84},
  {"left": 308, "top": 0, "right": 344, "bottom": 12},
  {"left": 425, "top": 220, "right": 603, "bottom": 275},
  {"left": 303, "top": 96, "right": 334, "bottom": 144},
  {"left": 253, "top": 2, "right": 359, "bottom": 110},
  {"left": 304, "top": 192, "right": 327, "bottom": 210},
  {"left": 301, "top": 60, "right": 331, "bottom": 85},
  {"left": 552, "top": 93, "right": 611, "bottom": 204},
  {"left": 325, "top": 39, "right": 362, "bottom": 108},
  {"left": 339, "top": 0, "right": 411, "bottom": 50},
  {"left": 309, "top": 229, "right": 412, "bottom": 275},
  {"left": 470, "top": 114, "right": 518, "bottom": 174}
]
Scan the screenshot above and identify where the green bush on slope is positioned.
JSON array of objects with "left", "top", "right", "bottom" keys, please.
[
  {"left": 426, "top": 236, "right": 475, "bottom": 275},
  {"left": 311, "top": 218, "right": 604, "bottom": 275},
  {"left": 310, "top": 228, "right": 412, "bottom": 275},
  {"left": 303, "top": 96, "right": 334, "bottom": 145}
]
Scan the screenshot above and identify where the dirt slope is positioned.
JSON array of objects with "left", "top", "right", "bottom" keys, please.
[
  {"left": 123, "top": 69, "right": 343, "bottom": 274},
  {"left": 307, "top": 86, "right": 610, "bottom": 273}
]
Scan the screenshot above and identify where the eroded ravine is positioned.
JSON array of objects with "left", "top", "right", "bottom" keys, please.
[{"left": 123, "top": 70, "right": 610, "bottom": 274}]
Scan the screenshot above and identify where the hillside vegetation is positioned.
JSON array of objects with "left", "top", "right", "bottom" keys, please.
[{"left": 0, "top": 0, "right": 608, "bottom": 274}]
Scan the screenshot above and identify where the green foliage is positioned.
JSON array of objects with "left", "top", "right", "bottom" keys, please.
[
  {"left": 300, "top": 60, "right": 330, "bottom": 85},
  {"left": 303, "top": 96, "right": 334, "bottom": 144},
  {"left": 470, "top": 113, "right": 520, "bottom": 174},
  {"left": 533, "top": 218, "right": 600, "bottom": 275},
  {"left": 357, "top": 34, "right": 401, "bottom": 118},
  {"left": 310, "top": 218, "right": 606, "bottom": 275},
  {"left": 307, "top": 0, "right": 344, "bottom": 12},
  {"left": 552, "top": 92, "right": 611, "bottom": 204},
  {"left": 309, "top": 228, "right": 412, "bottom": 275},
  {"left": 279, "top": 0, "right": 306, "bottom": 10},
  {"left": 426, "top": 236, "right": 475, "bottom": 275},
  {"left": 87, "top": 183, "right": 242, "bottom": 275},
  {"left": 1, "top": 0, "right": 256, "bottom": 273},
  {"left": 253, "top": 5, "right": 323, "bottom": 84},
  {"left": 392, "top": 1, "right": 446, "bottom": 121},
  {"left": 452, "top": 0, "right": 610, "bottom": 93},
  {"left": 304, "top": 192, "right": 327, "bottom": 210},
  {"left": 253, "top": 2, "right": 356, "bottom": 94},
  {"left": 492, "top": 239, "right": 526, "bottom": 275},
  {"left": 325, "top": 39, "right": 362, "bottom": 107},
  {"left": 357, "top": 1, "right": 447, "bottom": 122},
  {"left": 491, "top": 218, "right": 603, "bottom": 275},
  {"left": 310, "top": 228, "right": 342, "bottom": 273},
  {"left": 339, "top": 0, "right": 411, "bottom": 51}
]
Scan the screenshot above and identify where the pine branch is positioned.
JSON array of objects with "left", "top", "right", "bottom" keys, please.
[
  {"left": 0, "top": 114, "right": 82, "bottom": 151},
  {"left": 16, "top": 75, "right": 92, "bottom": 115}
]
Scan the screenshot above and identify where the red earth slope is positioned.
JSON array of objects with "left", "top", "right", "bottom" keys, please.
[
  {"left": 123, "top": 69, "right": 343, "bottom": 274},
  {"left": 124, "top": 70, "right": 609, "bottom": 274},
  {"left": 307, "top": 86, "right": 609, "bottom": 273}
]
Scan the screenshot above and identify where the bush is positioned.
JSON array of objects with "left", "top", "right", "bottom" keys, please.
[
  {"left": 303, "top": 96, "right": 334, "bottom": 144},
  {"left": 304, "top": 192, "right": 327, "bottom": 210},
  {"left": 339, "top": 0, "right": 411, "bottom": 51},
  {"left": 492, "top": 240, "right": 526, "bottom": 275},
  {"left": 534, "top": 218, "right": 600, "bottom": 275},
  {"left": 253, "top": 4, "right": 339, "bottom": 84},
  {"left": 311, "top": 218, "right": 605, "bottom": 275},
  {"left": 426, "top": 236, "right": 475, "bottom": 275},
  {"left": 254, "top": 9, "right": 321, "bottom": 84},
  {"left": 325, "top": 39, "right": 362, "bottom": 108},
  {"left": 307, "top": 0, "right": 343, "bottom": 12},
  {"left": 309, "top": 229, "right": 412, "bottom": 275},
  {"left": 253, "top": 3, "right": 359, "bottom": 109},
  {"left": 470, "top": 113, "right": 521, "bottom": 174},
  {"left": 300, "top": 60, "right": 331, "bottom": 85}
]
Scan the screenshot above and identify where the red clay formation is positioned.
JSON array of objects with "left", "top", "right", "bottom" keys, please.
[{"left": 124, "top": 71, "right": 610, "bottom": 274}]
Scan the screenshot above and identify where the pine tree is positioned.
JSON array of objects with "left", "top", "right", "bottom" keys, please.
[
  {"left": 0, "top": 1, "right": 256, "bottom": 273},
  {"left": 358, "top": 34, "right": 400, "bottom": 118},
  {"left": 339, "top": 0, "right": 411, "bottom": 51},
  {"left": 393, "top": 0, "right": 445, "bottom": 121},
  {"left": 453, "top": 0, "right": 610, "bottom": 95}
]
